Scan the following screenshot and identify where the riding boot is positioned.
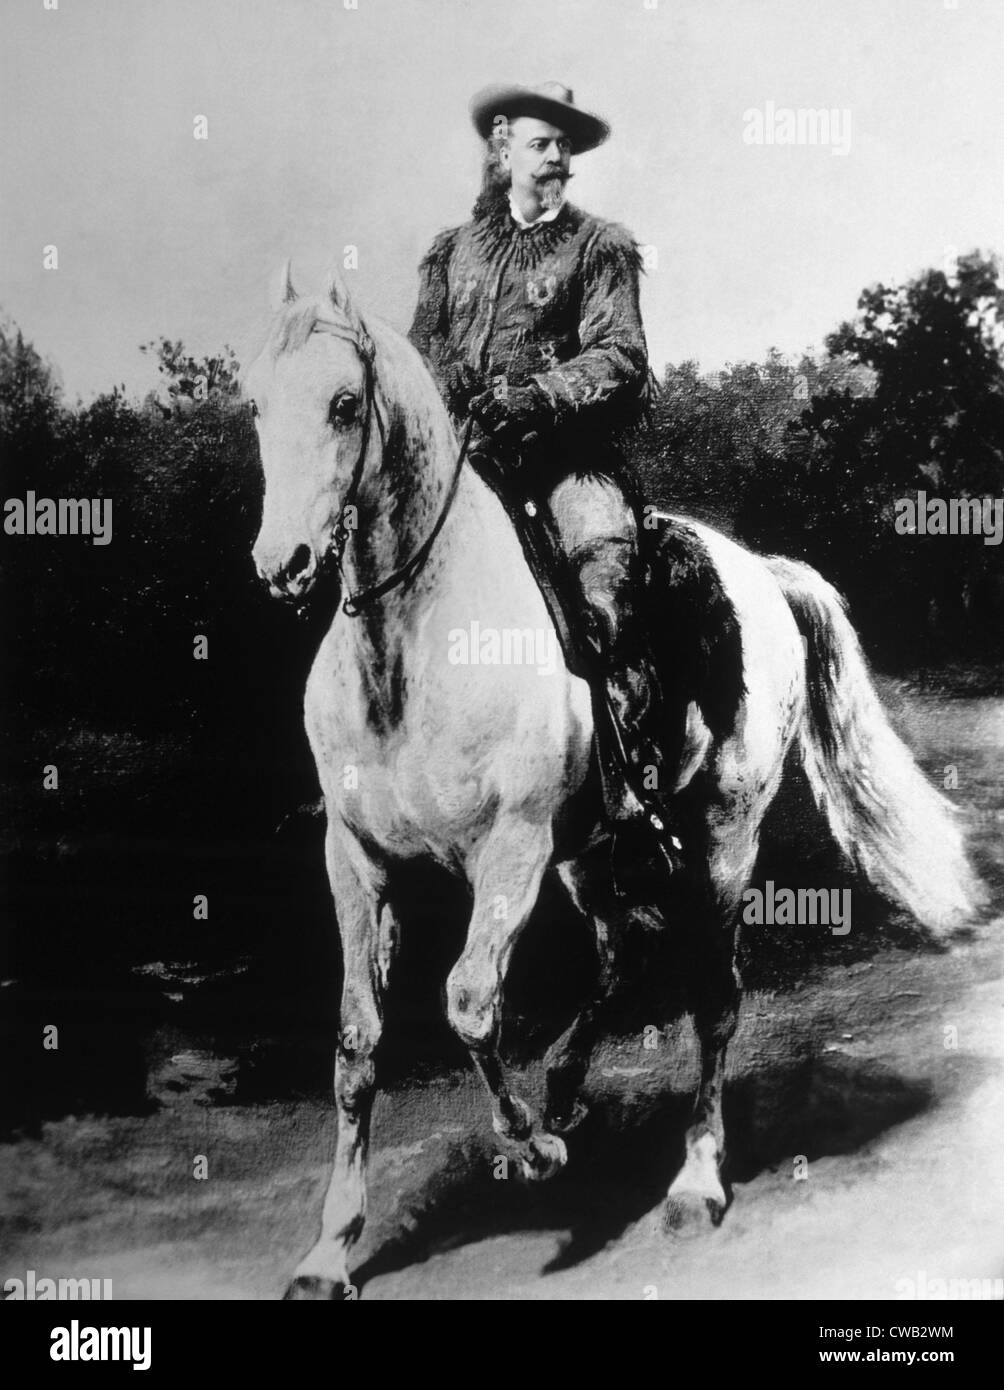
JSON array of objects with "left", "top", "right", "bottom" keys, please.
[{"left": 592, "top": 642, "right": 685, "bottom": 901}]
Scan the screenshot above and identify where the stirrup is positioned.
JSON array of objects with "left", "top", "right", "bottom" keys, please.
[
  {"left": 644, "top": 807, "right": 684, "bottom": 866},
  {"left": 616, "top": 765, "right": 685, "bottom": 869},
  {"left": 609, "top": 809, "right": 683, "bottom": 903}
]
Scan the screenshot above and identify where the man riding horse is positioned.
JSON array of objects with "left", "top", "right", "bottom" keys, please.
[
  {"left": 247, "top": 97, "right": 976, "bottom": 1286},
  {"left": 408, "top": 80, "right": 680, "bottom": 889}
]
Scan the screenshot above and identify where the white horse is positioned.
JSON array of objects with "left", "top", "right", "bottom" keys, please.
[{"left": 245, "top": 264, "right": 980, "bottom": 1299}]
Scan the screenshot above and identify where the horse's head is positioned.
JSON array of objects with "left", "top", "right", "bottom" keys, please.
[{"left": 245, "top": 261, "right": 377, "bottom": 602}]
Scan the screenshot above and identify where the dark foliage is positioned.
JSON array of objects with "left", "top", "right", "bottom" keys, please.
[
  {"left": 632, "top": 253, "right": 1004, "bottom": 663},
  {"left": 1, "top": 252, "right": 1001, "bottom": 1123}
]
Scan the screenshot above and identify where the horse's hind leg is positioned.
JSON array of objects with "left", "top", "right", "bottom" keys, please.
[
  {"left": 285, "top": 827, "right": 397, "bottom": 1300},
  {"left": 663, "top": 841, "right": 752, "bottom": 1233},
  {"left": 447, "top": 815, "right": 568, "bottom": 1182}
]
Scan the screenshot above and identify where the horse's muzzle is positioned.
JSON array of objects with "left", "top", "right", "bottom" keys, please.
[{"left": 255, "top": 541, "right": 318, "bottom": 602}]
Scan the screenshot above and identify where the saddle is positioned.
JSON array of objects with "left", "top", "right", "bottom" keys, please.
[
  {"left": 468, "top": 446, "right": 745, "bottom": 837},
  {"left": 643, "top": 518, "right": 746, "bottom": 750}
]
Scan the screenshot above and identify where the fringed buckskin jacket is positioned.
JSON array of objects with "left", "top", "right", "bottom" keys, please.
[{"left": 407, "top": 192, "right": 652, "bottom": 491}]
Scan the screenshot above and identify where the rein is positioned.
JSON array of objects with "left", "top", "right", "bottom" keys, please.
[
  {"left": 324, "top": 322, "right": 474, "bottom": 619},
  {"left": 325, "top": 229, "right": 519, "bottom": 619}
]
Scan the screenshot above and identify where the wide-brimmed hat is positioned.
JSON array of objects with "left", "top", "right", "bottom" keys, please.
[{"left": 469, "top": 81, "right": 610, "bottom": 155}]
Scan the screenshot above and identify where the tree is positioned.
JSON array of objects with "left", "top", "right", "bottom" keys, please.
[
  {"left": 139, "top": 337, "right": 241, "bottom": 410},
  {"left": 739, "top": 253, "right": 1004, "bottom": 659},
  {"left": 633, "top": 348, "right": 872, "bottom": 532},
  {"left": 0, "top": 315, "right": 64, "bottom": 458}
]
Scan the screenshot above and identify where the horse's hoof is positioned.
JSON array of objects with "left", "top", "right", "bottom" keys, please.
[
  {"left": 514, "top": 1132, "right": 568, "bottom": 1183},
  {"left": 662, "top": 1188, "right": 727, "bottom": 1235},
  {"left": 283, "top": 1275, "right": 350, "bottom": 1300}
]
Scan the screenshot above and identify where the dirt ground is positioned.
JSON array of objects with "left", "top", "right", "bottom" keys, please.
[
  {"left": 2, "top": 927, "right": 1002, "bottom": 1301},
  {"left": 2, "top": 688, "right": 1002, "bottom": 1300}
]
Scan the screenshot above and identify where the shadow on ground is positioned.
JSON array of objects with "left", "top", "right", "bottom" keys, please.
[{"left": 351, "top": 1047, "right": 943, "bottom": 1290}]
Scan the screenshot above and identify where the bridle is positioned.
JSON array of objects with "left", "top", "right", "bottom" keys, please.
[
  {"left": 318, "top": 319, "right": 473, "bottom": 619},
  {"left": 313, "top": 228, "right": 522, "bottom": 618}
]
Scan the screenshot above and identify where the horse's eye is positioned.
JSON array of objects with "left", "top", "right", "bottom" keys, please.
[{"left": 329, "top": 393, "right": 358, "bottom": 428}]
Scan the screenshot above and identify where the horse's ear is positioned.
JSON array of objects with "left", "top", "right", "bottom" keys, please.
[
  {"left": 326, "top": 264, "right": 355, "bottom": 314},
  {"left": 326, "top": 265, "right": 374, "bottom": 360},
  {"left": 273, "top": 258, "right": 298, "bottom": 309}
]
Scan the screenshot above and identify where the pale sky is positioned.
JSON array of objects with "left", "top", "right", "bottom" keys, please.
[{"left": 1, "top": 0, "right": 1002, "bottom": 403}]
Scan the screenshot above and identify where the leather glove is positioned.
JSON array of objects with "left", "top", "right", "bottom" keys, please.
[{"left": 468, "top": 382, "right": 546, "bottom": 446}]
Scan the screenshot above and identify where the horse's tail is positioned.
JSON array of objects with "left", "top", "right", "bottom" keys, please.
[{"left": 767, "top": 556, "right": 984, "bottom": 936}]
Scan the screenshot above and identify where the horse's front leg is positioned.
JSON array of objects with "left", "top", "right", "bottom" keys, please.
[
  {"left": 447, "top": 814, "right": 568, "bottom": 1182},
  {"left": 285, "top": 826, "right": 396, "bottom": 1300},
  {"left": 542, "top": 848, "right": 621, "bottom": 1134}
]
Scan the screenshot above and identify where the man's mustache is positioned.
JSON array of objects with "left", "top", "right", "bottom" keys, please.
[{"left": 534, "top": 168, "right": 573, "bottom": 185}]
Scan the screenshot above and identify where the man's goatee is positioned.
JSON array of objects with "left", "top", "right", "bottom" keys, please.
[{"left": 539, "top": 178, "right": 565, "bottom": 211}]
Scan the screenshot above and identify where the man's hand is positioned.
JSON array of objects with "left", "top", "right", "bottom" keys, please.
[
  {"left": 443, "top": 362, "right": 483, "bottom": 418},
  {"left": 468, "top": 382, "right": 546, "bottom": 447}
]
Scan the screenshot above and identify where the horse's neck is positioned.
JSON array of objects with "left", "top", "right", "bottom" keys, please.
[
  {"left": 336, "top": 327, "right": 455, "bottom": 602},
  {"left": 335, "top": 325, "right": 542, "bottom": 695}
]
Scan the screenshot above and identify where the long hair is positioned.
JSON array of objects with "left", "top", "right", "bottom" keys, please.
[{"left": 472, "top": 135, "right": 511, "bottom": 219}]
